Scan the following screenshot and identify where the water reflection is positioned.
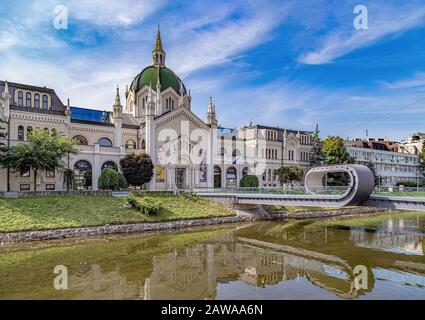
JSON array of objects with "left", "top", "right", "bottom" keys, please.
[{"left": 0, "top": 213, "right": 424, "bottom": 300}]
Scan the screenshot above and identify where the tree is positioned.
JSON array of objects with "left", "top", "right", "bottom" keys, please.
[
  {"left": 120, "top": 153, "right": 154, "bottom": 187},
  {"left": 309, "top": 124, "right": 325, "bottom": 166},
  {"left": 322, "top": 136, "right": 354, "bottom": 186},
  {"left": 366, "top": 160, "right": 380, "bottom": 186},
  {"left": 322, "top": 136, "right": 354, "bottom": 164},
  {"left": 0, "top": 129, "right": 77, "bottom": 191},
  {"left": 98, "top": 168, "right": 119, "bottom": 190},
  {"left": 98, "top": 168, "right": 128, "bottom": 190},
  {"left": 240, "top": 174, "right": 259, "bottom": 188},
  {"left": 276, "top": 165, "right": 304, "bottom": 186}
]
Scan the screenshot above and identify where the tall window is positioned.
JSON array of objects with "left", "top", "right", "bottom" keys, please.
[
  {"left": 27, "top": 126, "right": 33, "bottom": 137},
  {"left": 18, "top": 126, "right": 25, "bottom": 141},
  {"left": 26, "top": 93, "right": 31, "bottom": 108},
  {"left": 166, "top": 97, "right": 174, "bottom": 110},
  {"left": 34, "top": 94, "right": 40, "bottom": 108},
  {"left": 42, "top": 95, "right": 48, "bottom": 109},
  {"left": 18, "top": 91, "right": 23, "bottom": 107},
  {"left": 125, "top": 140, "right": 136, "bottom": 149}
]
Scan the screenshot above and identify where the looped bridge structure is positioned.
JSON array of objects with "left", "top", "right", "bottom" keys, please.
[{"left": 195, "top": 164, "right": 376, "bottom": 208}]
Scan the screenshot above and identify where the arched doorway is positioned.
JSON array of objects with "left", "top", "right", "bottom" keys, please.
[
  {"left": 242, "top": 167, "right": 249, "bottom": 177},
  {"left": 226, "top": 166, "right": 237, "bottom": 188},
  {"left": 214, "top": 166, "right": 222, "bottom": 188},
  {"left": 74, "top": 160, "right": 92, "bottom": 190}
]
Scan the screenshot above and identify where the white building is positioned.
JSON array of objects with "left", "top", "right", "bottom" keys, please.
[
  {"left": 0, "top": 28, "right": 312, "bottom": 192},
  {"left": 346, "top": 146, "right": 422, "bottom": 186},
  {"left": 399, "top": 132, "right": 425, "bottom": 155}
]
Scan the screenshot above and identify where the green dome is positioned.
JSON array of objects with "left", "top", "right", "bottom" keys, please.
[{"left": 131, "top": 66, "right": 186, "bottom": 94}]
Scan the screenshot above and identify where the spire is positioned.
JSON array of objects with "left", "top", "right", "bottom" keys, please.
[
  {"left": 125, "top": 84, "right": 129, "bottom": 98},
  {"left": 113, "top": 86, "right": 123, "bottom": 118},
  {"left": 115, "top": 85, "right": 121, "bottom": 105},
  {"left": 2, "top": 80, "right": 10, "bottom": 100},
  {"left": 152, "top": 25, "right": 166, "bottom": 67},
  {"left": 146, "top": 82, "right": 155, "bottom": 116},
  {"left": 65, "top": 98, "right": 71, "bottom": 117},
  {"left": 206, "top": 96, "right": 217, "bottom": 128},
  {"left": 178, "top": 81, "right": 185, "bottom": 108}
]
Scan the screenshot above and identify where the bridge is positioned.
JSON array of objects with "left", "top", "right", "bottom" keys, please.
[{"left": 194, "top": 164, "right": 425, "bottom": 211}]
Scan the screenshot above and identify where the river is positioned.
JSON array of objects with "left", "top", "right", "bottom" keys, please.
[{"left": 0, "top": 211, "right": 424, "bottom": 299}]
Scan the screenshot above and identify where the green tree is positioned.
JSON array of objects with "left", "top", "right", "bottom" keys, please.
[
  {"left": 120, "top": 153, "right": 154, "bottom": 187},
  {"left": 240, "top": 174, "right": 259, "bottom": 188},
  {"left": 309, "top": 124, "right": 325, "bottom": 166},
  {"left": 98, "top": 168, "right": 119, "bottom": 190},
  {"left": 366, "top": 160, "right": 380, "bottom": 186},
  {"left": 322, "top": 136, "right": 354, "bottom": 186},
  {"left": 276, "top": 165, "right": 304, "bottom": 186},
  {"left": 0, "top": 129, "right": 77, "bottom": 191},
  {"left": 322, "top": 136, "right": 354, "bottom": 164}
]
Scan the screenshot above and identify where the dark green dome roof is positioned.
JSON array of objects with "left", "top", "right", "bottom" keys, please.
[{"left": 131, "top": 66, "right": 186, "bottom": 94}]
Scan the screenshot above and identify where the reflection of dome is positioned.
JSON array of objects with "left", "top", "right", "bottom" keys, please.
[{"left": 131, "top": 66, "right": 186, "bottom": 94}]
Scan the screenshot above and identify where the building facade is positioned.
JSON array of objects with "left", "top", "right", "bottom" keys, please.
[
  {"left": 346, "top": 143, "right": 421, "bottom": 186},
  {"left": 399, "top": 132, "right": 425, "bottom": 155},
  {"left": 0, "top": 29, "right": 312, "bottom": 192}
]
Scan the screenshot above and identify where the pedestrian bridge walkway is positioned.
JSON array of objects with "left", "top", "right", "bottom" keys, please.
[{"left": 195, "top": 164, "right": 375, "bottom": 208}]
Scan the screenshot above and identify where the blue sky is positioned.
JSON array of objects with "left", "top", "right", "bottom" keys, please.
[{"left": 1, "top": 0, "right": 425, "bottom": 140}]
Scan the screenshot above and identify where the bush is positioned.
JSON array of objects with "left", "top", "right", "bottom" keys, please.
[
  {"left": 126, "top": 196, "right": 160, "bottom": 215},
  {"left": 396, "top": 181, "right": 423, "bottom": 187},
  {"left": 98, "top": 168, "right": 119, "bottom": 190},
  {"left": 120, "top": 153, "right": 154, "bottom": 187},
  {"left": 117, "top": 173, "right": 128, "bottom": 189},
  {"left": 240, "top": 174, "right": 259, "bottom": 188}
]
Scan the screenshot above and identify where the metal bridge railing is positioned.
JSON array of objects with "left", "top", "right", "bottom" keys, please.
[{"left": 193, "top": 186, "right": 349, "bottom": 196}]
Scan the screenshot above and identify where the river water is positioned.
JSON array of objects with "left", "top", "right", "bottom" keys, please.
[{"left": 0, "top": 212, "right": 424, "bottom": 300}]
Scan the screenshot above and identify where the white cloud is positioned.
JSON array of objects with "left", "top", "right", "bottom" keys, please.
[
  {"left": 66, "top": 0, "right": 167, "bottom": 26},
  {"left": 299, "top": 4, "right": 425, "bottom": 65},
  {"left": 384, "top": 72, "right": 425, "bottom": 89},
  {"left": 167, "top": 4, "right": 289, "bottom": 75}
]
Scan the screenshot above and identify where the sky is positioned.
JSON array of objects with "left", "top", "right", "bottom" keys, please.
[{"left": 1, "top": 0, "right": 425, "bottom": 140}]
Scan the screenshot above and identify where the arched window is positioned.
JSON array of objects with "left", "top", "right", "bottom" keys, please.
[
  {"left": 141, "top": 139, "right": 146, "bottom": 149},
  {"left": 42, "top": 95, "right": 48, "bottom": 109},
  {"left": 44, "top": 128, "right": 49, "bottom": 133},
  {"left": 27, "top": 126, "right": 33, "bottom": 137},
  {"left": 73, "top": 135, "right": 88, "bottom": 145},
  {"left": 18, "top": 126, "right": 24, "bottom": 141},
  {"left": 34, "top": 94, "right": 40, "bottom": 108},
  {"left": 125, "top": 140, "right": 136, "bottom": 149},
  {"left": 242, "top": 167, "right": 249, "bottom": 177},
  {"left": 51, "top": 128, "right": 57, "bottom": 136},
  {"left": 17, "top": 91, "right": 23, "bottom": 107},
  {"left": 214, "top": 166, "right": 222, "bottom": 188},
  {"left": 98, "top": 137, "right": 113, "bottom": 147},
  {"left": 102, "top": 161, "right": 117, "bottom": 171},
  {"left": 26, "top": 93, "right": 31, "bottom": 108}
]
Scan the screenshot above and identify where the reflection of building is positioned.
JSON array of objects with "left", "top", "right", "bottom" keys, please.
[
  {"left": 345, "top": 142, "right": 421, "bottom": 186},
  {"left": 0, "top": 28, "right": 312, "bottom": 192}
]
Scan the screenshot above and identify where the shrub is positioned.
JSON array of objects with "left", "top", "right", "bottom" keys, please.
[
  {"left": 117, "top": 173, "right": 128, "bottom": 189},
  {"left": 126, "top": 196, "right": 160, "bottom": 215},
  {"left": 98, "top": 168, "right": 119, "bottom": 190},
  {"left": 396, "top": 181, "right": 423, "bottom": 187},
  {"left": 120, "top": 153, "right": 154, "bottom": 187},
  {"left": 240, "top": 174, "right": 259, "bottom": 188}
]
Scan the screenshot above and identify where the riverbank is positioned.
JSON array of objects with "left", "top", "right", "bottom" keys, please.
[
  {"left": 0, "top": 194, "right": 235, "bottom": 233},
  {"left": 0, "top": 195, "right": 392, "bottom": 243}
]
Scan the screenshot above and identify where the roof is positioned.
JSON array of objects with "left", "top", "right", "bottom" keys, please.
[
  {"left": 70, "top": 107, "right": 111, "bottom": 124},
  {"left": 0, "top": 80, "right": 65, "bottom": 113},
  {"left": 131, "top": 66, "right": 186, "bottom": 94}
]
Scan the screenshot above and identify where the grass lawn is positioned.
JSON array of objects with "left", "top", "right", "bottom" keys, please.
[
  {"left": 373, "top": 191, "right": 425, "bottom": 197},
  {"left": 0, "top": 194, "right": 235, "bottom": 233},
  {"left": 263, "top": 205, "right": 359, "bottom": 214}
]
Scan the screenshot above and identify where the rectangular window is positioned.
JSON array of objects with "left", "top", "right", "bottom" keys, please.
[
  {"left": 46, "top": 170, "right": 55, "bottom": 178},
  {"left": 20, "top": 184, "right": 30, "bottom": 191},
  {"left": 46, "top": 184, "right": 56, "bottom": 191}
]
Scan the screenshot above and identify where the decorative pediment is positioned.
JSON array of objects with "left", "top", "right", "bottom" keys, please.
[{"left": 155, "top": 107, "right": 209, "bottom": 130}]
